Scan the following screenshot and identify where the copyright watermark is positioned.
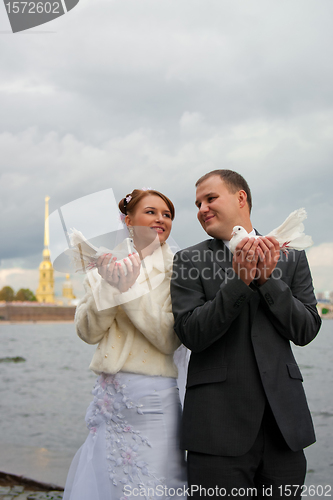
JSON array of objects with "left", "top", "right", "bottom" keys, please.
[
  {"left": 123, "top": 484, "right": 332, "bottom": 497},
  {"left": 123, "top": 485, "right": 260, "bottom": 497},
  {"left": 3, "top": 0, "right": 80, "bottom": 33},
  {"left": 171, "top": 262, "right": 283, "bottom": 283}
]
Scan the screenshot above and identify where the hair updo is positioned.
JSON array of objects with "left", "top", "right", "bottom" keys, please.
[{"left": 118, "top": 189, "right": 175, "bottom": 220}]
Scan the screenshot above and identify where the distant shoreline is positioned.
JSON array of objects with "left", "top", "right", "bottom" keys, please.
[{"left": 0, "top": 303, "right": 76, "bottom": 322}]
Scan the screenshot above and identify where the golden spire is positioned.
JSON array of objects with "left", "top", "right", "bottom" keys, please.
[
  {"left": 36, "top": 196, "right": 55, "bottom": 303},
  {"left": 43, "top": 196, "right": 50, "bottom": 259}
]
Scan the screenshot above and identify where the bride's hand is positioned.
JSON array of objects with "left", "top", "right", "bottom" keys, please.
[
  {"left": 116, "top": 253, "right": 141, "bottom": 292},
  {"left": 97, "top": 253, "right": 141, "bottom": 292},
  {"left": 97, "top": 253, "right": 118, "bottom": 286}
]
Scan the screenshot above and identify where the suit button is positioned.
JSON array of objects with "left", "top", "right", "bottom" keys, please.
[{"left": 264, "top": 293, "right": 274, "bottom": 305}]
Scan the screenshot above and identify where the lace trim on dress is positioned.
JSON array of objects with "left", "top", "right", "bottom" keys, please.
[{"left": 85, "top": 373, "right": 165, "bottom": 498}]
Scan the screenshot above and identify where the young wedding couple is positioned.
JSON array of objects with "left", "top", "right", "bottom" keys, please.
[{"left": 63, "top": 170, "right": 321, "bottom": 500}]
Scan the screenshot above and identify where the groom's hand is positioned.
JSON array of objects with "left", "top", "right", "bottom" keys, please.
[
  {"left": 256, "top": 236, "right": 280, "bottom": 286},
  {"left": 233, "top": 237, "right": 260, "bottom": 286}
]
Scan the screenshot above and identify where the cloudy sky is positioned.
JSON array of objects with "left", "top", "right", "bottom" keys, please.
[{"left": 0, "top": 0, "right": 333, "bottom": 298}]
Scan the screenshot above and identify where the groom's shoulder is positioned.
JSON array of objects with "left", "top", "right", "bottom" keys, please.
[
  {"left": 179, "top": 238, "right": 213, "bottom": 253},
  {"left": 173, "top": 238, "right": 215, "bottom": 262}
]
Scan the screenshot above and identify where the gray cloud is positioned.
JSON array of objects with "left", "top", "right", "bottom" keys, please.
[{"left": 0, "top": 0, "right": 333, "bottom": 292}]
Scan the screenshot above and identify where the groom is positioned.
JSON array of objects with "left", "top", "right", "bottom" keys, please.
[{"left": 170, "top": 170, "right": 321, "bottom": 499}]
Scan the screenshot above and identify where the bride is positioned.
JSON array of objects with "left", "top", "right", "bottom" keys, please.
[{"left": 63, "top": 188, "right": 187, "bottom": 500}]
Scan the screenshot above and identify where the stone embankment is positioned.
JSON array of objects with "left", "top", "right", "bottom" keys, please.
[
  {"left": 0, "top": 486, "right": 63, "bottom": 500},
  {"left": 0, "top": 303, "right": 76, "bottom": 322},
  {"left": 0, "top": 473, "right": 63, "bottom": 500}
]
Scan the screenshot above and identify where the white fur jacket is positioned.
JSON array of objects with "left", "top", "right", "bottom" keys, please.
[{"left": 75, "top": 242, "right": 181, "bottom": 378}]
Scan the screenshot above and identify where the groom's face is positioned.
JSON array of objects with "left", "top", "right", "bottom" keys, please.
[{"left": 195, "top": 176, "right": 243, "bottom": 241}]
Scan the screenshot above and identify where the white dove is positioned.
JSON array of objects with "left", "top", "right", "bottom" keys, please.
[
  {"left": 229, "top": 208, "right": 313, "bottom": 254},
  {"left": 65, "top": 228, "right": 135, "bottom": 274}
]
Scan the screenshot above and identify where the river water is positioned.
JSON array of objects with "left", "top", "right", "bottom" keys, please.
[{"left": 0, "top": 320, "right": 332, "bottom": 490}]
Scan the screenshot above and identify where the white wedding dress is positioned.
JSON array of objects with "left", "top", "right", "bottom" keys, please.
[{"left": 63, "top": 372, "right": 187, "bottom": 500}]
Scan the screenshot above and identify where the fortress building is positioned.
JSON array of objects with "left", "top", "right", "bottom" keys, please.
[
  {"left": 61, "top": 274, "right": 76, "bottom": 305},
  {"left": 36, "top": 196, "right": 55, "bottom": 303},
  {"left": 0, "top": 196, "right": 78, "bottom": 320}
]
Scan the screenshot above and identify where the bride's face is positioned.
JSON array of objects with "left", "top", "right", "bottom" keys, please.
[{"left": 126, "top": 195, "right": 172, "bottom": 248}]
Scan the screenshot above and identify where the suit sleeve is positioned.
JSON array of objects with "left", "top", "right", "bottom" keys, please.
[
  {"left": 257, "top": 250, "right": 321, "bottom": 346},
  {"left": 170, "top": 249, "right": 255, "bottom": 352}
]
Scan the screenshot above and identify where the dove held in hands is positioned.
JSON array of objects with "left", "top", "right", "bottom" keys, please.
[{"left": 229, "top": 208, "right": 313, "bottom": 255}]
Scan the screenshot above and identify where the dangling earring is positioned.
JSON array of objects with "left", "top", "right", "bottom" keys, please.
[{"left": 128, "top": 226, "right": 134, "bottom": 239}]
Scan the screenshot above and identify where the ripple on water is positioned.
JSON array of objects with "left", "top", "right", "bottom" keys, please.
[
  {"left": 312, "top": 411, "right": 333, "bottom": 418},
  {"left": 0, "top": 320, "right": 332, "bottom": 488}
]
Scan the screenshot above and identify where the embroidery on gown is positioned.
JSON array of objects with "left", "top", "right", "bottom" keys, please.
[{"left": 85, "top": 373, "right": 165, "bottom": 498}]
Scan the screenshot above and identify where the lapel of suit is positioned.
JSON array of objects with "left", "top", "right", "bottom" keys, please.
[
  {"left": 207, "top": 238, "right": 233, "bottom": 274},
  {"left": 208, "top": 237, "right": 261, "bottom": 317}
]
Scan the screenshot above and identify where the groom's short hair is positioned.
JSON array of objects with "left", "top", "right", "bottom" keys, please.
[{"left": 195, "top": 169, "right": 252, "bottom": 213}]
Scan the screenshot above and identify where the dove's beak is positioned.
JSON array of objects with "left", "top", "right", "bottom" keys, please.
[{"left": 231, "top": 230, "right": 236, "bottom": 238}]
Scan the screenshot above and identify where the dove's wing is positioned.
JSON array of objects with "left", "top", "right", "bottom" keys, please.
[
  {"left": 267, "top": 208, "right": 305, "bottom": 239},
  {"left": 267, "top": 208, "right": 313, "bottom": 250},
  {"left": 65, "top": 228, "right": 111, "bottom": 272},
  {"left": 69, "top": 228, "right": 99, "bottom": 255}
]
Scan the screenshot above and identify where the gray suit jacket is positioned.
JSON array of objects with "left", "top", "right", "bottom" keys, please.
[{"left": 170, "top": 237, "right": 321, "bottom": 456}]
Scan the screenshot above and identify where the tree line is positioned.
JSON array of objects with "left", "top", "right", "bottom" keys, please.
[{"left": 0, "top": 286, "right": 37, "bottom": 302}]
